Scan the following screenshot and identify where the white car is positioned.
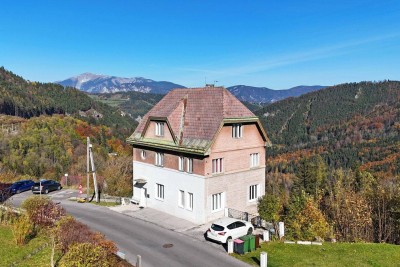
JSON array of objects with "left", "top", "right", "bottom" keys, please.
[{"left": 206, "top": 217, "right": 254, "bottom": 244}]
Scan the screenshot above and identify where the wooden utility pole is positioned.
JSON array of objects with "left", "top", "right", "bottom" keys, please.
[
  {"left": 86, "top": 137, "right": 90, "bottom": 201},
  {"left": 89, "top": 143, "right": 99, "bottom": 202},
  {"left": 87, "top": 137, "right": 99, "bottom": 202}
]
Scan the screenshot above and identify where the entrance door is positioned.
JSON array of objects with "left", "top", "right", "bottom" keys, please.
[
  {"left": 133, "top": 180, "right": 147, "bottom": 207},
  {"left": 139, "top": 187, "right": 147, "bottom": 208}
]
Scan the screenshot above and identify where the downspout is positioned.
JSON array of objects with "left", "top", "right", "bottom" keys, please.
[{"left": 178, "top": 96, "right": 187, "bottom": 146}]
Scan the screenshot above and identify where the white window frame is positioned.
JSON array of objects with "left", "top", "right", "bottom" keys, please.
[
  {"left": 212, "top": 158, "right": 224, "bottom": 174},
  {"left": 249, "top": 184, "right": 260, "bottom": 202},
  {"left": 211, "top": 192, "right": 224, "bottom": 212},
  {"left": 232, "top": 124, "right": 243, "bottom": 138},
  {"left": 178, "top": 156, "right": 184, "bottom": 171},
  {"left": 155, "top": 122, "right": 165, "bottom": 136},
  {"left": 178, "top": 190, "right": 185, "bottom": 208},
  {"left": 156, "top": 183, "right": 164, "bottom": 200},
  {"left": 187, "top": 192, "right": 193, "bottom": 211},
  {"left": 155, "top": 152, "right": 164, "bottom": 166},
  {"left": 186, "top": 158, "right": 193, "bottom": 173},
  {"left": 250, "top": 153, "right": 260, "bottom": 168}
]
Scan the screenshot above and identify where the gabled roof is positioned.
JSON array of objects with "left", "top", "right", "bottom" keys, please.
[{"left": 127, "top": 87, "right": 268, "bottom": 154}]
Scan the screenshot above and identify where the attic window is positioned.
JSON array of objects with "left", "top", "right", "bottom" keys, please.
[
  {"left": 232, "top": 124, "right": 243, "bottom": 138},
  {"left": 155, "top": 122, "right": 165, "bottom": 136}
]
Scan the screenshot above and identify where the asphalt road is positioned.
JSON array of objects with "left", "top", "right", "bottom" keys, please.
[{"left": 10, "top": 190, "right": 250, "bottom": 267}]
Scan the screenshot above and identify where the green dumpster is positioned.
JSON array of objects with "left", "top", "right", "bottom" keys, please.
[
  {"left": 249, "top": 235, "right": 256, "bottom": 251},
  {"left": 239, "top": 235, "right": 251, "bottom": 253}
]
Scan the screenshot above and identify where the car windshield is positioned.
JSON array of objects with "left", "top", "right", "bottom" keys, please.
[{"left": 211, "top": 224, "right": 224, "bottom": 231}]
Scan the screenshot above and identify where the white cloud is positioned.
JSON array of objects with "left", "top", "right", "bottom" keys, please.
[{"left": 174, "top": 33, "right": 400, "bottom": 78}]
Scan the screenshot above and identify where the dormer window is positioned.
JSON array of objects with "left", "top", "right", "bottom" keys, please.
[
  {"left": 232, "top": 124, "right": 243, "bottom": 138},
  {"left": 155, "top": 122, "right": 165, "bottom": 136}
]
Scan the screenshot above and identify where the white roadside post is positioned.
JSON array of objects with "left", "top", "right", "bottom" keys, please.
[
  {"left": 263, "top": 230, "right": 270, "bottom": 242},
  {"left": 64, "top": 173, "right": 68, "bottom": 187},
  {"left": 279, "top": 222, "right": 285, "bottom": 239},
  {"left": 260, "top": 251, "right": 267, "bottom": 267},
  {"left": 136, "top": 255, "right": 142, "bottom": 267},
  {"left": 227, "top": 239, "right": 234, "bottom": 254}
]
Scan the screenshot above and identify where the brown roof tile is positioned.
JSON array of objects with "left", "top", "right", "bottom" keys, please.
[{"left": 129, "top": 87, "right": 258, "bottom": 150}]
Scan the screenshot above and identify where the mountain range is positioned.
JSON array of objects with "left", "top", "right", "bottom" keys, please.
[
  {"left": 56, "top": 73, "right": 325, "bottom": 103},
  {"left": 56, "top": 73, "right": 185, "bottom": 94},
  {"left": 227, "top": 85, "right": 326, "bottom": 103}
]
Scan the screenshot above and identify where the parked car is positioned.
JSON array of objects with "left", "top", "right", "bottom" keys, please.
[
  {"left": 206, "top": 217, "right": 254, "bottom": 244},
  {"left": 0, "top": 183, "right": 12, "bottom": 202},
  {"left": 31, "top": 180, "right": 62, "bottom": 194},
  {"left": 8, "top": 180, "right": 35, "bottom": 194}
]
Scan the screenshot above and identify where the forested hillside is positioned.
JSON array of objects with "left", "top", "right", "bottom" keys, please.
[
  {"left": 256, "top": 81, "right": 400, "bottom": 245},
  {"left": 90, "top": 91, "right": 163, "bottom": 121},
  {"left": 0, "top": 67, "right": 136, "bottom": 138},
  {"left": 0, "top": 115, "right": 133, "bottom": 197},
  {"left": 258, "top": 81, "right": 400, "bottom": 171},
  {"left": 0, "top": 67, "right": 134, "bottom": 197}
]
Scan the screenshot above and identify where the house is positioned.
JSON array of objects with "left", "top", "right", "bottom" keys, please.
[{"left": 126, "top": 86, "right": 269, "bottom": 224}]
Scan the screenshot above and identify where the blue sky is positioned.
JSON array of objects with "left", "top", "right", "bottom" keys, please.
[{"left": 0, "top": 0, "right": 399, "bottom": 88}]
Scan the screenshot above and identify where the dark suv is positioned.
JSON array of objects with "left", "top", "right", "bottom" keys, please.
[
  {"left": 8, "top": 180, "right": 35, "bottom": 194},
  {"left": 32, "top": 180, "right": 62, "bottom": 194}
]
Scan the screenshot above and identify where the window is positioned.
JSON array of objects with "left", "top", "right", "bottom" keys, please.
[
  {"left": 155, "top": 122, "right": 165, "bottom": 136},
  {"left": 187, "top": 192, "right": 193, "bottom": 211},
  {"left": 186, "top": 158, "right": 193, "bottom": 173},
  {"left": 141, "top": 150, "right": 146, "bottom": 159},
  {"left": 212, "top": 192, "right": 224, "bottom": 211},
  {"left": 156, "top": 184, "right": 164, "bottom": 200},
  {"left": 178, "top": 190, "right": 185, "bottom": 208},
  {"left": 178, "top": 156, "right": 184, "bottom": 171},
  {"left": 236, "top": 221, "right": 246, "bottom": 228},
  {"left": 227, "top": 223, "right": 235, "bottom": 230},
  {"left": 250, "top": 153, "right": 260, "bottom": 168},
  {"left": 211, "top": 224, "right": 224, "bottom": 231},
  {"left": 155, "top": 152, "right": 164, "bottom": 166},
  {"left": 232, "top": 124, "right": 243, "bottom": 138},
  {"left": 212, "top": 158, "right": 223, "bottom": 174},
  {"left": 249, "top": 184, "right": 260, "bottom": 201}
]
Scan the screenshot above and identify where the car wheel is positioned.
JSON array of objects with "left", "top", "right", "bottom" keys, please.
[
  {"left": 45, "top": 189, "right": 49, "bottom": 194},
  {"left": 247, "top": 227, "right": 253, "bottom": 235}
]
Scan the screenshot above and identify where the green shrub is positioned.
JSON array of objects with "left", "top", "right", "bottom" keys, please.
[
  {"left": 290, "top": 198, "right": 332, "bottom": 241},
  {"left": 59, "top": 242, "right": 111, "bottom": 267},
  {"left": 258, "top": 194, "right": 282, "bottom": 223},
  {"left": 11, "top": 214, "right": 34, "bottom": 246}
]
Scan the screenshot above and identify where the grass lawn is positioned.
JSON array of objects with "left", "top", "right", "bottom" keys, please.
[
  {"left": 0, "top": 225, "right": 56, "bottom": 266},
  {"left": 233, "top": 241, "right": 400, "bottom": 267},
  {"left": 68, "top": 197, "right": 119, "bottom": 207},
  {"left": 91, "top": 201, "right": 119, "bottom": 207}
]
